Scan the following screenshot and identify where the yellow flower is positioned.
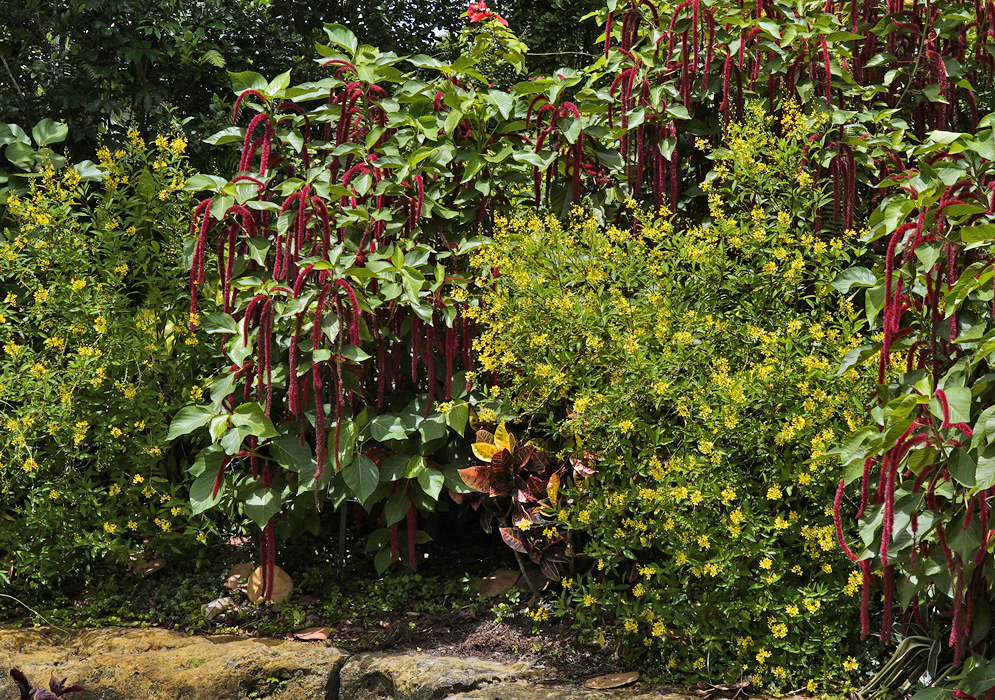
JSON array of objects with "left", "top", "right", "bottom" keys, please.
[
  {"left": 103, "top": 522, "right": 117, "bottom": 534},
  {"left": 760, "top": 557, "right": 772, "bottom": 570},
  {"left": 843, "top": 657, "right": 859, "bottom": 672},
  {"left": 71, "top": 278, "right": 86, "bottom": 290},
  {"left": 766, "top": 485, "right": 782, "bottom": 500},
  {"left": 128, "top": 520, "right": 139, "bottom": 530},
  {"left": 133, "top": 473, "right": 144, "bottom": 484}
]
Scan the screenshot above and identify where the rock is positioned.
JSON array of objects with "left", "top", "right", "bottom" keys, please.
[
  {"left": 0, "top": 627, "right": 696, "bottom": 700},
  {"left": 0, "top": 627, "right": 346, "bottom": 700},
  {"left": 338, "top": 652, "right": 531, "bottom": 700},
  {"left": 440, "top": 680, "right": 693, "bottom": 700}
]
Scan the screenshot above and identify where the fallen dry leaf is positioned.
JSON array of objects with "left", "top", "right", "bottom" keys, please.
[
  {"left": 293, "top": 626, "right": 332, "bottom": 640},
  {"left": 472, "top": 569, "right": 520, "bottom": 597},
  {"left": 201, "top": 596, "right": 234, "bottom": 621},
  {"left": 246, "top": 565, "right": 293, "bottom": 605},
  {"left": 223, "top": 562, "right": 256, "bottom": 591},
  {"left": 584, "top": 671, "right": 640, "bottom": 689},
  {"left": 133, "top": 558, "right": 167, "bottom": 576},
  {"left": 690, "top": 679, "right": 751, "bottom": 699}
]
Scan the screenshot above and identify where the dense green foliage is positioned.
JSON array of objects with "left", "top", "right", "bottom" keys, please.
[
  {"left": 0, "top": 128, "right": 220, "bottom": 583},
  {"left": 4, "top": 0, "right": 995, "bottom": 695},
  {"left": 474, "top": 105, "right": 876, "bottom": 690}
]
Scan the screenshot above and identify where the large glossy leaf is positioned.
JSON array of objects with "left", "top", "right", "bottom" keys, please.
[
  {"left": 342, "top": 455, "right": 379, "bottom": 503},
  {"left": 230, "top": 403, "right": 279, "bottom": 438},
  {"left": 167, "top": 405, "right": 215, "bottom": 440},
  {"left": 244, "top": 487, "right": 283, "bottom": 529},
  {"left": 31, "top": 118, "right": 68, "bottom": 147}
]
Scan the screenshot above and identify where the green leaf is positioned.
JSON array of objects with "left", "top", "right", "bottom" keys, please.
[
  {"left": 933, "top": 386, "right": 972, "bottom": 424},
  {"left": 73, "top": 160, "right": 103, "bottom": 181},
  {"left": 949, "top": 448, "right": 977, "bottom": 487},
  {"left": 189, "top": 446, "right": 226, "bottom": 515},
  {"left": 323, "top": 24, "right": 358, "bottom": 54},
  {"left": 204, "top": 126, "right": 244, "bottom": 145},
  {"left": 831, "top": 266, "right": 877, "bottom": 293},
  {"left": 384, "top": 489, "right": 411, "bottom": 526},
  {"left": 446, "top": 401, "right": 469, "bottom": 436},
  {"left": 974, "top": 445, "right": 995, "bottom": 492},
  {"left": 340, "top": 345, "right": 372, "bottom": 363},
  {"left": 270, "top": 435, "right": 316, "bottom": 474},
  {"left": 417, "top": 469, "right": 445, "bottom": 500},
  {"left": 342, "top": 455, "right": 380, "bottom": 503},
  {"left": 665, "top": 104, "right": 691, "bottom": 120},
  {"left": 943, "top": 203, "right": 987, "bottom": 217},
  {"left": 266, "top": 70, "right": 292, "bottom": 95},
  {"left": 418, "top": 415, "right": 447, "bottom": 443},
  {"left": 244, "top": 487, "right": 283, "bottom": 529},
  {"left": 167, "top": 405, "right": 215, "bottom": 440},
  {"left": 183, "top": 174, "right": 228, "bottom": 192},
  {"left": 230, "top": 403, "right": 280, "bottom": 438},
  {"left": 961, "top": 224, "right": 995, "bottom": 244},
  {"left": 5, "top": 142, "right": 35, "bottom": 169},
  {"left": 202, "top": 313, "right": 238, "bottom": 335},
  {"left": 329, "top": 420, "right": 357, "bottom": 469},
  {"left": 229, "top": 70, "right": 268, "bottom": 93},
  {"left": 369, "top": 415, "right": 410, "bottom": 442},
  {"left": 31, "top": 118, "right": 68, "bottom": 147},
  {"left": 928, "top": 130, "right": 965, "bottom": 145},
  {"left": 484, "top": 90, "right": 515, "bottom": 120}
]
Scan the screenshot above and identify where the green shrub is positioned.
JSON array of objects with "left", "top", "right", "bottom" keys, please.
[
  {"left": 834, "top": 121, "right": 995, "bottom": 692},
  {"left": 0, "top": 128, "right": 218, "bottom": 585},
  {"left": 473, "top": 102, "right": 879, "bottom": 690}
]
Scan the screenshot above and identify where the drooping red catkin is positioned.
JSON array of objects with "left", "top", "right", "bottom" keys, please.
[
  {"left": 834, "top": 477, "right": 859, "bottom": 561},
  {"left": 860, "top": 560, "right": 873, "bottom": 638},
  {"left": 232, "top": 89, "right": 269, "bottom": 123},
  {"left": 407, "top": 499, "right": 418, "bottom": 568},
  {"left": 881, "top": 450, "right": 898, "bottom": 566},
  {"left": 260, "top": 299, "right": 275, "bottom": 415},
  {"left": 332, "top": 278, "right": 362, "bottom": 345},
  {"left": 857, "top": 456, "right": 874, "bottom": 518},
  {"left": 951, "top": 555, "right": 965, "bottom": 664},
  {"left": 443, "top": 323, "right": 455, "bottom": 400},
  {"left": 377, "top": 341, "right": 387, "bottom": 408},
  {"left": 211, "top": 456, "right": 232, "bottom": 499},
  {"left": 414, "top": 175, "right": 425, "bottom": 223},
  {"left": 288, "top": 313, "right": 304, "bottom": 420},
  {"left": 411, "top": 316, "right": 422, "bottom": 384},
  {"left": 721, "top": 54, "right": 734, "bottom": 116},
  {"left": 189, "top": 199, "right": 214, "bottom": 320},
  {"left": 313, "top": 286, "right": 330, "bottom": 486},
  {"left": 604, "top": 11, "right": 613, "bottom": 56}
]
